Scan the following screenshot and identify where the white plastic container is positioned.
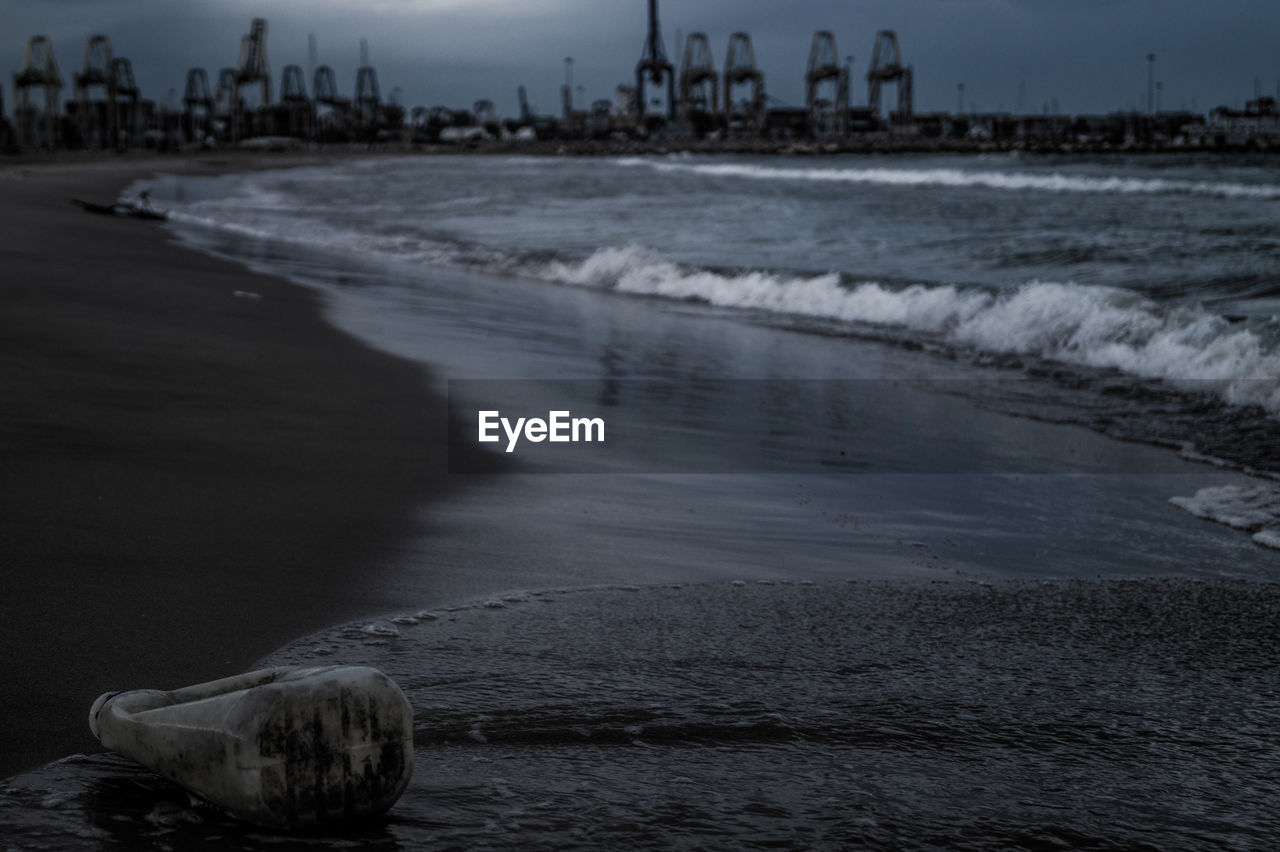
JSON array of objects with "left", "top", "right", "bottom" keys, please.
[{"left": 89, "top": 665, "right": 414, "bottom": 827}]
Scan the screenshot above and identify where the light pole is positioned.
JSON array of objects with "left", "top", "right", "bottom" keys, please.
[
  {"left": 1146, "top": 53, "right": 1156, "bottom": 115},
  {"left": 563, "top": 56, "right": 574, "bottom": 120},
  {"left": 957, "top": 82, "right": 965, "bottom": 115}
]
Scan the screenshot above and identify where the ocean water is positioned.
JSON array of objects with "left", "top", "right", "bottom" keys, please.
[
  {"left": 150, "top": 153, "right": 1280, "bottom": 509},
  {"left": 5, "top": 153, "right": 1280, "bottom": 848}
]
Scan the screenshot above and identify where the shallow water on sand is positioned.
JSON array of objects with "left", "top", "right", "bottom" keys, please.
[
  {"left": 4, "top": 579, "right": 1279, "bottom": 849},
  {"left": 156, "top": 229, "right": 1280, "bottom": 586}
]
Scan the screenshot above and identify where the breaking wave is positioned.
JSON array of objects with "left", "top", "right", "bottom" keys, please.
[
  {"left": 1170, "top": 484, "right": 1280, "bottom": 549},
  {"left": 615, "top": 158, "right": 1280, "bottom": 200},
  {"left": 542, "top": 245, "right": 1280, "bottom": 414}
]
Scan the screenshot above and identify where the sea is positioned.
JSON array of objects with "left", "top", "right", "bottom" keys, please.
[{"left": 3, "top": 152, "right": 1279, "bottom": 849}]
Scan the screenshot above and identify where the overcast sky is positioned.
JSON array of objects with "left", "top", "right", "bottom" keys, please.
[{"left": 4, "top": 0, "right": 1278, "bottom": 119}]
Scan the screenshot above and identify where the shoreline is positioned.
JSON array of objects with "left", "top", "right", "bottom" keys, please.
[
  {"left": 0, "top": 156, "right": 460, "bottom": 777},
  {"left": 4, "top": 133, "right": 1279, "bottom": 172},
  {"left": 4, "top": 574, "right": 1278, "bottom": 847}
]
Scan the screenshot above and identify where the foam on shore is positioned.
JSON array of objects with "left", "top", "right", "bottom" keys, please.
[{"left": 1170, "top": 484, "right": 1280, "bottom": 549}]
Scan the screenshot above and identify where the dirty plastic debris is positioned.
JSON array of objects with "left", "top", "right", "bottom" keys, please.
[{"left": 89, "top": 665, "right": 414, "bottom": 827}]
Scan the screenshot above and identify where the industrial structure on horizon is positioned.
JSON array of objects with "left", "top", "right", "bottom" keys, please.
[{"left": 3, "top": 2, "right": 1277, "bottom": 153}]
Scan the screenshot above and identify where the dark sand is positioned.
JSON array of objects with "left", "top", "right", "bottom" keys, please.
[{"left": 0, "top": 155, "right": 452, "bottom": 776}]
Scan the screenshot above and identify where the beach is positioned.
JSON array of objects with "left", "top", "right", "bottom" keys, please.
[
  {"left": 0, "top": 154, "right": 457, "bottom": 777},
  {"left": 1, "top": 150, "right": 1278, "bottom": 848}
]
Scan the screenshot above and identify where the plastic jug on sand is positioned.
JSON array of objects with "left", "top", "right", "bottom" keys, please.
[{"left": 89, "top": 665, "right": 414, "bottom": 827}]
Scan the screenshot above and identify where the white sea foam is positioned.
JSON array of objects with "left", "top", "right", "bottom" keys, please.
[
  {"left": 614, "top": 158, "right": 1280, "bottom": 200},
  {"left": 541, "top": 245, "right": 1280, "bottom": 413},
  {"left": 1169, "top": 484, "right": 1280, "bottom": 549},
  {"left": 1250, "top": 527, "right": 1280, "bottom": 549}
]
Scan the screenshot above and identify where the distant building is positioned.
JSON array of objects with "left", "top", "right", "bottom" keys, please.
[
  {"left": 763, "top": 107, "right": 807, "bottom": 138},
  {"left": 607, "top": 85, "right": 638, "bottom": 136},
  {"left": 1014, "top": 114, "right": 1074, "bottom": 144},
  {"left": 966, "top": 113, "right": 1016, "bottom": 142},
  {"left": 1180, "top": 97, "right": 1280, "bottom": 148}
]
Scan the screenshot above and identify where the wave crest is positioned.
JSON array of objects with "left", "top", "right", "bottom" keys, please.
[
  {"left": 616, "top": 158, "right": 1280, "bottom": 199},
  {"left": 542, "top": 245, "right": 1280, "bottom": 413}
]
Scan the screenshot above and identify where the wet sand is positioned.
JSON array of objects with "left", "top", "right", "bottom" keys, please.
[
  {"left": 5, "top": 577, "right": 1278, "bottom": 848},
  {"left": 0, "top": 155, "right": 454, "bottom": 776}
]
